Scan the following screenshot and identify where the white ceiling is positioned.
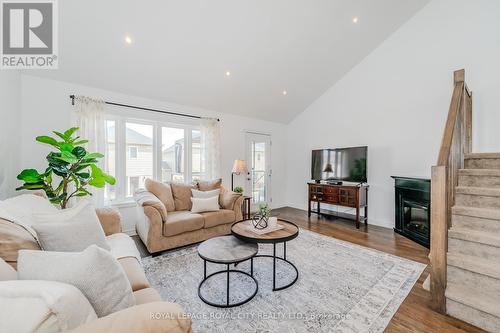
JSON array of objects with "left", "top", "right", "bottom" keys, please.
[{"left": 28, "top": 0, "right": 430, "bottom": 123}]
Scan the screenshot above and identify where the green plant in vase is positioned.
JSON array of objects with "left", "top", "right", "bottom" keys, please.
[
  {"left": 252, "top": 202, "right": 271, "bottom": 229},
  {"left": 233, "top": 186, "right": 244, "bottom": 194},
  {"left": 16, "top": 127, "right": 116, "bottom": 209},
  {"left": 258, "top": 202, "right": 271, "bottom": 217}
]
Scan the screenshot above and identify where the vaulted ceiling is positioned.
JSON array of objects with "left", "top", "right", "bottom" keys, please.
[{"left": 28, "top": 0, "right": 430, "bottom": 123}]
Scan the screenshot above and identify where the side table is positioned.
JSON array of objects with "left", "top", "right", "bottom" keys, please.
[{"left": 242, "top": 196, "right": 252, "bottom": 220}]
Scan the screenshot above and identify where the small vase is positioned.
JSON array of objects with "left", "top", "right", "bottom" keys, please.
[{"left": 268, "top": 217, "right": 278, "bottom": 227}]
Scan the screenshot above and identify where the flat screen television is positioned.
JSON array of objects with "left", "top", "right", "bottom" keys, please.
[{"left": 311, "top": 146, "right": 367, "bottom": 183}]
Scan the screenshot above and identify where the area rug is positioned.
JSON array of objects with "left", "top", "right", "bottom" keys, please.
[{"left": 143, "top": 229, "right": 426, "bottom": 333}]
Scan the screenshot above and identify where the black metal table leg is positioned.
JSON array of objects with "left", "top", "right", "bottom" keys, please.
[
  {"left": 198, "top": 258, "right": 258, "bottom": 308},
  {"left": 252, "top": 241, "right": 298, "bottom": 292},
  {"left": 226, "top": 264, "right": 230, "bottom": 306},
  {"left": 204, "top": 260, "right": 207, "bottom": 279},
  {"left": 273, "top": 243, "right": 276, "bottom": 290}
]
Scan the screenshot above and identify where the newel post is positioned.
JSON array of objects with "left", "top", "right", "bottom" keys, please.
[
  {"left": 430, "top": 165, "right": 448, "bottom": 313},
  {"left": 454, "top": 69, "right": 464, "bottom": 83}
]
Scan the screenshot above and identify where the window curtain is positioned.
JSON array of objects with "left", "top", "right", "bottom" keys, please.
[
  {"left": 200, "top": 118, "right": 221, "bottom": 180},
  {"left": 74, "top": 96, "right": 106, "bottom": 207}
]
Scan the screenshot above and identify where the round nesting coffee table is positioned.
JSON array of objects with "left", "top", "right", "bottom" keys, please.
[
  {"left": 231, "top": 219, "right": 299, "bottom": 291},
  {"left": 197, "top": 235, "right": 258, "bottom": 308}
]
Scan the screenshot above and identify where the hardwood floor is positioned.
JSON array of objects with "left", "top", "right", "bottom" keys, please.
[{"left": 273, "top": 206, "right": 485, "bottom": 333}]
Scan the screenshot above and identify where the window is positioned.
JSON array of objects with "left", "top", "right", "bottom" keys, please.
[
  {"left": 125, "top": 123, "right": 153, "bottom": 197},
  {"left": 128, "top": 146, "right": 138, "bottom": 159},
  {"left": 161, "top": 127, "right": 184, "bottom": 183},
  {"left": 104, "top": 116, "right": 200, "bottom": 203}
]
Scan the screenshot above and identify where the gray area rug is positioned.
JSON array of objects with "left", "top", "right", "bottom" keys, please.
[{"left": 143, "top": 229, "right": 426, "bottom": 332}]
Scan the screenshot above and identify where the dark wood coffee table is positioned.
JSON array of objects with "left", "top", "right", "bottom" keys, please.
[{"left": 231, "top": 219, "right": 299, "bottom": 291}]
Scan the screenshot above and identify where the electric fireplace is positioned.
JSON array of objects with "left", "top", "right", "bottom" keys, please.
[{"left": 391, "top": 176, "right": 430, "bottom": 248}]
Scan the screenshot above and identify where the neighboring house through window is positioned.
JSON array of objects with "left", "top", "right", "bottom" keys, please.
[
  {"left": 104, "top": 115, "right": 202, "bottom": 203},
  {"left": 128, "top": 146, "right": 138, "bottom": 159}
]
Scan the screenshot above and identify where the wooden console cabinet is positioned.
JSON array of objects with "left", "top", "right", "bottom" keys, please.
[{"left": 308, "top": 182, "right": 369, "bottom": 228}]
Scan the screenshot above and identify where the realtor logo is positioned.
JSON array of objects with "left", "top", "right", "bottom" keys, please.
[{"left": 1, "top": 0, "right": 58, "bottom": 69}]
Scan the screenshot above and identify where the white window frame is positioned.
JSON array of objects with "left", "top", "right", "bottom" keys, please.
[{"left": 104, "top": 114, "right": 200, "bottom": 204}]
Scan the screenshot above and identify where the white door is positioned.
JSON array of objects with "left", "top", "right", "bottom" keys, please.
[{"left": 245, "top": 132, "right": 271, "bottom": 210}]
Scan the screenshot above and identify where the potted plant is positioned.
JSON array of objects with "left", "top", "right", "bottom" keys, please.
[
  {"left": 16, "top": 127, "right": 115, "bottom": 209},
  {"left": 252, "top": 202, "right": 271, "bottom": 229},
  {"left": 258, "top": 202, "right": 270, "bottom": 217},
  {"left": 233, "top": 186, "right": 244, "bottom": 194}
]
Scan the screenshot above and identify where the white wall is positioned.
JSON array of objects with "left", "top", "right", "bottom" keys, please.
[
  {"left": 0, "top": 71, "right": 22, "bottom": 200},
  {"left": 286, "top": 0, "right": 500, "bottom": 228},
  {"left": 20, "top": 75, "right": 287, "bottom": 233}
]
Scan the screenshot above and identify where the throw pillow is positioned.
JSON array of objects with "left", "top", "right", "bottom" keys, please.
[
  {"left": 220, "top": 189, "right": 242, "bottom": 210},
  {"left": 191, "top": 188, "right": 220, "bottom": 199},
  {"left": 197, "top": 178, "right": 222, "bottom": 191},
  {"left": 31, "top": 200, "right": 110, "bottom": 251},
  {"left": 17, "top": 245, "right": 135, "bottom": 317},
  {"left": 0, "top": 194, "right": 58, "bottom": 239},
  {"left": 191, "top": 197, "right": 220, "bottom": 213},
  {"left": 170, "top": 182, "right": 196, "bottom": 211},
  {"left": 0, "top": 280, "right": 97, "bottom": 332},
  {"left": 144, "top": 178, "right": 175, "bottom": 211},
  {"left": 0, "top": 220, "right": 40, "bottom": 269}
]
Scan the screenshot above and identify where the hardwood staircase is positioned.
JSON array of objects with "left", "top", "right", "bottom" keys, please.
[
  {"left": 429, "top": 70, "right": 500, "bottom": 332},
  {"left": 446, "top": 153, "right": 500, "bottom": 332}
]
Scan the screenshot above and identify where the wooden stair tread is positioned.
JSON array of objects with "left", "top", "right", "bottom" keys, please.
[
  {"left": 452, "top": 205, "right": 500, "bottom": 220},
  {"left": 455, "top": 186, "right": 500, "bottom": 197},
  {"left": 465, "top": 153, "right": 500, "bottom": 159},
  {"left": 446, "top": 284, "right": 500, "bottom": 318},
  {"left": 459, "top": 169, "right": 500, "bottom": 176},
  {"left": 449, "top": 227, "right": 500, "bottom": 247},
  {"left": 447, "top": 252, "right": 500, "bottom": 280}
]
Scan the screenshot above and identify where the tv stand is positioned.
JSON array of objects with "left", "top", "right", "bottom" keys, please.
[{"left": 308, "top": 182, "right": 369, "bottom": 228}]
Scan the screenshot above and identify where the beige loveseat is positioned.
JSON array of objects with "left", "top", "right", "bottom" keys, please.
[
  {"left": 135, "top": 178, "right": 244, "bottom": 254},
  {"left": 0, "top": 200, "right": 192, "bottom": 333}
]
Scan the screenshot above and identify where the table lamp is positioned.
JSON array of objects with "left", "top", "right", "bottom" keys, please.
[{"left": 231, "top": 159, "right": 248, "bottom": 191}]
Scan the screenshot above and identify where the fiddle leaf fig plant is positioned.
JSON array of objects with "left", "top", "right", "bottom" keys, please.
[{"left": 16, "top": 127, "right": 115, "bottom": 209}]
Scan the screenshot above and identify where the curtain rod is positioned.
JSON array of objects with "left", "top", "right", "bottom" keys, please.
[{"left": 69, "top": 95, "right": 220, "bottom": 122}]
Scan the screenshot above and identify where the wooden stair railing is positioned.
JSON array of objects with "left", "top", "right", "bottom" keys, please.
[{"left": 430, "top": 69, "right": 472, "bottom": 313}]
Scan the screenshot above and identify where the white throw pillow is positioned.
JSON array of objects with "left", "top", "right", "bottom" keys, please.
[
  {"left": 191, "top": 188, "right": 220, "bottom": 199},
  {"left": 0, "top": 280, "right": 97, "bottom": 333},
  {"left": 17, "top": 245, "right": 135, "bottom": 318},
  {"left": 0, "top": 194, "right": 58, "bottom": 239},
  {"left": 191, "top": 196, "right": 220, "bottom": 213},
  {"left": 32, "top": 200, "right": 110, "bottom": 251}
]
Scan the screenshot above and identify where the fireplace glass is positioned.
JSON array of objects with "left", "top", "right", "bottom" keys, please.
[{"left": 402, "top": 200, "right": 429, "bottom": 239}]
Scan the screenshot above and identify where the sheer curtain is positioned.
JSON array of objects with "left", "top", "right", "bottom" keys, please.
[
  {"left": 74, "top": 96, "right": 106, "bottom": 207},
  {"left": 200, "top": 118, "right": 221, "bottom": 180}
]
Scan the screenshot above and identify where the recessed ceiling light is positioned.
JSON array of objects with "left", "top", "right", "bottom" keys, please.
[
  {"left": 282, "top": 90, "right": 288, "bottom": 96},
  {"left": 225, "top": 71, "right": 231, "bottom": 76},
  {"left": 352, "top": 17, "right": 359, "bottom": 24},
  {"left": 125, "top": 36, "right": 133, "bottom": 44}
]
